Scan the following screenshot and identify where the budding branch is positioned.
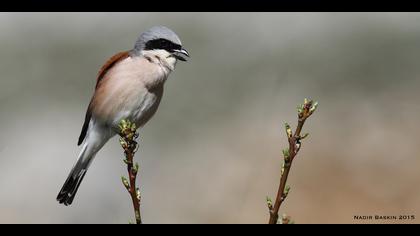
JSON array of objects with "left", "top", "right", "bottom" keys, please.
[
  {"left": 119, "top": 120, "right": 142, "bottom": 224},
  {"left": 267, "top": 99, "right": 318, "bottom": 224}
]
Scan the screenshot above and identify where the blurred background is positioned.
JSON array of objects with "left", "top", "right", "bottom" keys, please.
[{"left": 0, "top": 13, "right": 419, "bottom": 224}]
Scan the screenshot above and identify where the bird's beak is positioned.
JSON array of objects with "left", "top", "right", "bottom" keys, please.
[{"left": 172, "top": 48, "right": 190, "bottom": 62}]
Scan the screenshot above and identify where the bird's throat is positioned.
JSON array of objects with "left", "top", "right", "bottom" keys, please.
[{"left": 141, "top": 49, "right": 177, "bottom": 72}]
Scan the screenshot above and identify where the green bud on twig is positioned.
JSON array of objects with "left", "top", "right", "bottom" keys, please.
[
  {"left": 285, "top": 123, "right": 292, "bottom": 138},
  {"left": 266, "top": 196, "right": 273, "bottom": 209},
  {"left": 284, "top": 185, "right": 291, "bottom": 197},
  {"left": 297, "top": 98, "right": 318, "bottom": 119},
  {"left": 297, "top": 104, "right": 304, "bottom": 115},
  {"left": 121, "top": 176, "right": 130, "bottom": 189},
  {"left": 283, "top": 148, "right": 291, "bottom": 163},
  {"left": 282, "top": 148, "right": 290, "bottom": 159},
  {"left": 300, "top": 133, "right": 309, "bottom": 140},
  {"left": 136, "top": 188, "right": 141, "bottom": 201},
  {"left": 133, "top": 162, "right": 139, "bottom": 174},
  {"left": 281, "top": 162, "right": 285, "bottom": 176},
  {"left": 310, "top": 101, "right": 318, "bottom": 114},
  {"left": 119, "top": 138, "right": 126, "bottom": 146},
  {"left": 120, "top": 119, "right": 128, "bottom": 131}
]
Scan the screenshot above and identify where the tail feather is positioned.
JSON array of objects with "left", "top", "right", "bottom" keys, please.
[
  {"left": 57, "top": 142, "right": 93, "bottom": 206},
  {"left": 57, "top": 121, "right": 113, "bottom": 206},
  {"left": 57, "top": 169, "right": 87, "bottom": 206}
]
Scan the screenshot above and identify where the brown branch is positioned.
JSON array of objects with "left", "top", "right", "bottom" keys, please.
[
  {"left": 267, "top": 98, "right": 318, "bottom": 224},
  {"left": 119, "top": 120, "right": 142, "bottom": 224}
]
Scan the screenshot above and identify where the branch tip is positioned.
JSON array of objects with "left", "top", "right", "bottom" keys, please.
[{"left": 300, "top": 133, "right": 309, "bottom": 140}]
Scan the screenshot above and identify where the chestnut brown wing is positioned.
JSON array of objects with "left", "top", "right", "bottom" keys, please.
[{"left": 77, "top": 51, "right": 131, "bottom": 145}]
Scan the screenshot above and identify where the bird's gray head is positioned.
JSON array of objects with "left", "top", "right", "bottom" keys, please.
[{"left": 133, "top": 26, "right": 189, "bottom": 61}]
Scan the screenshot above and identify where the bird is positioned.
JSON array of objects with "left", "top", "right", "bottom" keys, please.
[{"left": 57, "top": 26, "right": 189, "bottom": 206}]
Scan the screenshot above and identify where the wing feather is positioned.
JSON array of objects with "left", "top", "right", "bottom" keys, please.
[{"left": 77, "top": 51, "right": 131, "bottom": 145}]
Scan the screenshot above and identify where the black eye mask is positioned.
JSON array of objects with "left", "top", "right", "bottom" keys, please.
[{"left": 144, "top": 38, "right": 182, "bottom": 52}]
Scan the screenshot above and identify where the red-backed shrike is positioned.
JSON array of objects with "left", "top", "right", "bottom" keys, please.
[{"left": 57, "top": 26, "right": 189, "bottom": 206}]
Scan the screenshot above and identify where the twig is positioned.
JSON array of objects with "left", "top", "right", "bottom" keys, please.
[
  {"left": 119, "top": 120, "right": 142, "bottom": 224},
  {"left": 267, "top": 98, "right": 318, "bottom": 224}
]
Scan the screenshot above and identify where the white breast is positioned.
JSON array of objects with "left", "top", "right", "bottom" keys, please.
[{"left": 91, "top": 56, "right": 169, "bottom": 130}]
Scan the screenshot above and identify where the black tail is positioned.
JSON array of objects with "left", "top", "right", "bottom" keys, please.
[
  {"left": 58, "top": 122, "right": 109, "bottom": 206},
  {"left": 57, "top": 169, "right": 87, "bottom": 206}
]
